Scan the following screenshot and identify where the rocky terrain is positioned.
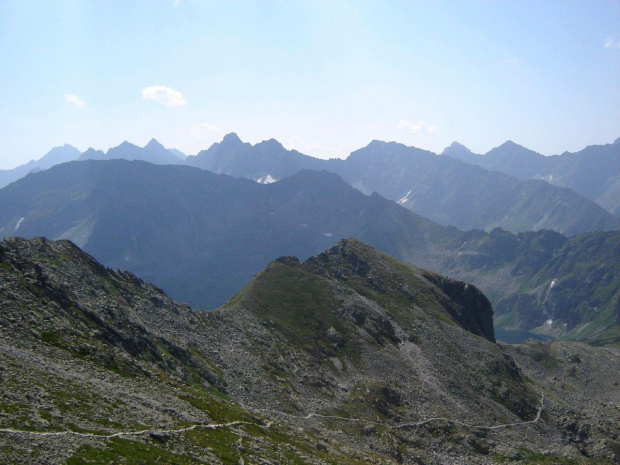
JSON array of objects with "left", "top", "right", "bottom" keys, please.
[{"left": 1, "top": 237, "right": 619, "bottom": 464}]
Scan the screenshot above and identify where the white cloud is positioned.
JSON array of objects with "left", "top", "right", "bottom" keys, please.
[
  {"left": 190, "top": 122, "right": 222, "bottom": 140},
  {"left": 604, "top": 38, "right": 620, "bottom": 49},
  {"left": 142, "top": 86, "right": 186, "bottom": 107},
  {"left": 64, "top": 94, "right": 86, "bottom": 107},
  {"left": 397, "top": 119, "right": 440, "bottom": 136},
  {"left": 425, "top": 124, "right": 440, "bottom": 135}
]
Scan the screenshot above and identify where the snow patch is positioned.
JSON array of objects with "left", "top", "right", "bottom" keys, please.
[
  {"left": 14, "top": 217, "right": 25, "bottom": 231},
  {"left": 322, "top": 233, "right": 333, "bottom": 237},
  {"left": 397, "top": 190, "right": 413, "bottom": 205},
  {"left": 124, "top": 256, "right": 130, "bottom": 262},
  {"left": 550, "top": 279, "right": 556, "bottom": 289},
  {"left": 256, "top": 174, "right": 277, "bottom": 184},
  {"left": 546, "top": 319, "right": 553, "bottom": 326}
]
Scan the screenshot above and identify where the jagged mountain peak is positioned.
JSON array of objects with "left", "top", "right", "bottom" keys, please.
[
  {"left": 257, "top": 137, "right": 285, "bottom": 150},
  {"left": 79, "top": 147, "right": 105, "bottom": 160},
  {"left": 488, "top": 140, "right": 538, "bottom": 155},
  {"left": 441, "top": 141, "right": 474, "bottom": 156},
  {"left": 116, "top": 140, "right": 137, "bottom": 149},
  {"left": 221, "top": 132, "right": 243, "bottom": 146},
  {"left": 144, "top": 138, "right": 165, "bottom": 150},
  {"left": 449, "top": 141, "right": 470, "bottom": 150},
  {"left": 366, "top": 139, "right": 400, "bottom": 148}
]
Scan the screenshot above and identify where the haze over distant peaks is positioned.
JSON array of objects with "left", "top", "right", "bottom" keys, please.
[
  {"left": 144, "top": 138, "right": 167, "bottom": 151},
  {"left": 222, "top": 132, "right": 244, "bottom": 146},
  {"left": 441, "top": 141, "right": 477, "bottom": 163},
  {"left": 0, "top": 144, "right": 81, "bottom": 189},
  {"left": 80, "top": 139, "right": 184, "bottom": 165},
  {"left": 181, "top": 133, "right": 620, "bottom": 234},
  {"left": 439, "top": 137, "right": 620, "bottom": 215},
  {"left": 444, "top": 141, "right": 472, "bottom": 152}
]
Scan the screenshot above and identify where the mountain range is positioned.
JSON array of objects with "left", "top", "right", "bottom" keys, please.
[
  {"left": 443, "top": 139, "right": 620, "bottom": 216},
  {"left": 0, "top": 159, "right": 617, "bottom": 343},
  {"left": 80, "top": 138, "right": 185, "bottom": 165},
  {"left": 186, "top": 134, "right": 620, "bottom": 235},
  {"left": 0, "top": 140, "right": 185, "bottom": 189},
  {"left": 2, "top": 134, "right": 619, "bottom": 234},
  {"left": 1, "top": 236, "right": 618, "bottom": 464},
  {"left": 0, "top": 144, "right": 82, "bottom": 189}
]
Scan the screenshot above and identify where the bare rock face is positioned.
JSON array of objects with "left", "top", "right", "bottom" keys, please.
[
  {"left": 1, "top": 237, "right": 619, "bottom": 464},
  {"left": 305, "top": 238, "right": 495, "bottom": 342},
  {"left": 421, "top": 272, "right": 495, "bottom": 342}
]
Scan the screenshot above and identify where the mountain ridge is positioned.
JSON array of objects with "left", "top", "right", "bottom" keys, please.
[
  {"left": 443, "top": 138, "right": 620, "bottom": 215},
  {"left": 186, "top": 133, "right": 620, "bottom": 235}
]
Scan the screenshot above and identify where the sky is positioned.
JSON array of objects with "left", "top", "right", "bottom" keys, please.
[{"left": 0, "top": 0, "right": 619, "bottom": 169}]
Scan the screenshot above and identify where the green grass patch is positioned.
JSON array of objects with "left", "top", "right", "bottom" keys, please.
[{"left": 67, "top": 437, "right": 197, "bottom": 465}]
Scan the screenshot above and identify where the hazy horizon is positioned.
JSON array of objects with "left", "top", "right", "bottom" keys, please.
[
  {"left": 1, "top": 1, "right": 619, "bottom": 169},
  {"left": 3, "top": 131, "right": 620, "bottom": 171}
]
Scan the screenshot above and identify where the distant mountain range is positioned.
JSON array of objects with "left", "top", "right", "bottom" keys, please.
[
  {"left": 0, "top": 139, "right": 185, "bottom": 189},
  {"left": 185, "top": 133, "right": 620, "bottom": 235},
  {"left": 0, "top": 144, "right": 81, "bottom": 189},
  {"left": 186, "top": 132, "right": 326, "bottom": 177},
  {"left": 443, "top": 139, "right": 620, "bottom": 216},
  {"left": 81, "top": 138, "right": 184, "bottom": 165},
  {"left": 4, "top": 135, "right": 618, "bottom": 233},
  {"left": 0, "top": 159, "right": 617, "bottom": 343}
]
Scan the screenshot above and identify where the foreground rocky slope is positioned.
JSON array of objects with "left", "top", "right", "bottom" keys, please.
[{"left": 1, "top": 237, "right": 619, "bottom": 464}]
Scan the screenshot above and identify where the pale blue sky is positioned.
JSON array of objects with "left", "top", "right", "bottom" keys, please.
[{"left": 0, "top": 0, "right": 618, "bottom": 168}]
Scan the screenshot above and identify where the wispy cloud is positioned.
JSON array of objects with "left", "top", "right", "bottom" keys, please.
[
  {"left": 190, "top": 122, "right": 222, "bottom": 140},
  {"left": 604, "top": 38, "right": 620, "bottom": 49},
  {"left": 142, "top": 86, "right": 186, "bottom": 107},
  {"left": 64, "top": 94, "right": 86, "bottom": 107},
  {"left": 397, "top": 119, "right": 439, "bottom": 136}
]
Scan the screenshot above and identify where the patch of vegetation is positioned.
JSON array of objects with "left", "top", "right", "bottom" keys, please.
[
  {"left": 585, "top": 323, "right": 620, "bottom": 347},
  {"left": 177, "top": 386, "right": 252, "bottom": 424},
  {"left": 493, "top": 447, "right": 584, "bottom": 464},
  {"left": 237, "top": 262, "right": 361, "bottom": 361},
  {"left": 40, "top": 330, "right": 61, "bottom": 346},
  {"left": 67, "top": 437, "right": 197, "bottom": 465}
]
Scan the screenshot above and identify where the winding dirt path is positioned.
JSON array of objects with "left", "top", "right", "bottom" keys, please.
[
  {"left": 252, "top": 393, "right": 545, "bottom": 431},
  {"left": 0, "top": 394, "right": 544, "bottom": 439}
]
